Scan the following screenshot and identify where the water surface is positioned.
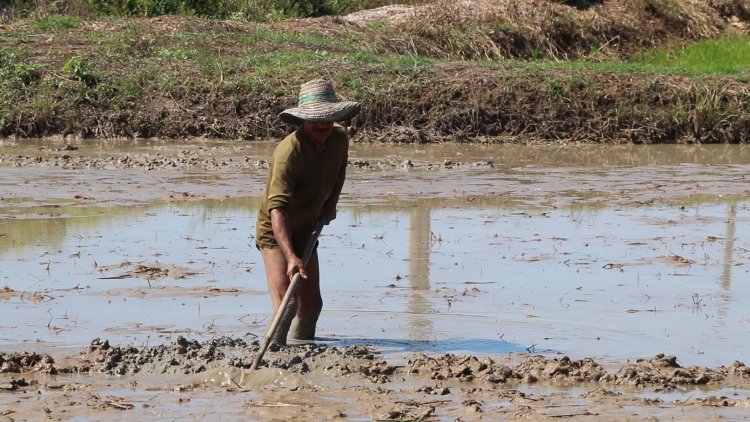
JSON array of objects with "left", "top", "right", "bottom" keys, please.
[{"left": 1, "top": 142, "right": 749, "bottom": 367}]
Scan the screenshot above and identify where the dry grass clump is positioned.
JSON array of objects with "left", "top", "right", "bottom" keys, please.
[
  {"left": 710, "top": 0, "right": 750, "bottom": 21},
  {"left": 366, "top": 0, "right": 738, "bottom": 61},
  {"left": 642, "top": 0, "right": 725, "bottom": 38}
]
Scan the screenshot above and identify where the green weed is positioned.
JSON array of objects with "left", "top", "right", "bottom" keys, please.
[
  {"left": 546, "top": 79, "right": 566, "bottom": 101},
  {"left": 33, "top": 15, "right": 85, "bottom": 31},
  {"left": 271, "top": 31, "right": 336, "bottom": 47},
  {"left": 380, "top": 54, "right": 434, "bottom": 73},
  {"left": 242, "top": 50, "right": 322, "bottom": 69},
  {"left": 0, "top": 48, "right": 43, "bottom": 87},
  {"left": 156, "top": 47, "right": 193, "bottom": 61},
  {"left": 62, "top": 56, "right": 87, "bottom": 80},
  {"left": 634, "top": 35, "right": 750, "bottom": 74},
  {"left": 366, "top": 21, "right": 387, "bottom": 31},
  {"left": 62, "top": 55, "right": 99, "bottom": 87}
]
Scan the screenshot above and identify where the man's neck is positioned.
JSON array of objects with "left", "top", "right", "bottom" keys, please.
[
  {"left": 301, "top": 128, "right": 329, "bottom": 152},
  {"left": 309, "top": 137, "right": 326, "bottom": 152}
]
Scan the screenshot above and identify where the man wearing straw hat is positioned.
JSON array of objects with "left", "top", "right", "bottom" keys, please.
[{"left": 255, "top": 79, "right": 361, "bottom": 345}]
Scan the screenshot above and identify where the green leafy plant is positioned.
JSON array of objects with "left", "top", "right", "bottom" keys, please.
[
  {"left": 33, "top": 15, "right": 85, "bottom": 30},
  {"left": 0, "top": 49, "right": 43, "bottom": 86},
  {"left": 62, "top": 55, "right": 98, "bottom": 87}
]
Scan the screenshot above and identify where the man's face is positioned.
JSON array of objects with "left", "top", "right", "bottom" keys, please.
[{"left": 303, "top": 120, "right": 334, "bottom": 145}]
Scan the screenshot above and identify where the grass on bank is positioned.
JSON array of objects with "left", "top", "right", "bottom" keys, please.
[
  {"left": 1, "top": 4, "right": 749, "bottom": 142},
  {"left": 633, "top": 35, "right": 750, "bottom": 75},
  {"left": 1, "top": 0, "right": 430, "bottom": 20},
  {"left": 32, "top": 14, "right": 85, "bottom": 30},
  {"left": 3, "top": 9, "right": 748, "bottom": 95},
  {"left": 2, "top": 18, "right": 748, "bottom": 110},
  {"left": 481, "top": 34, "right": 750, "bottom": 79}
]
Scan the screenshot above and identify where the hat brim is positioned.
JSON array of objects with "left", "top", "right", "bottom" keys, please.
[{"left": 279, "top": 101, "right": 361, "bottom": 125}]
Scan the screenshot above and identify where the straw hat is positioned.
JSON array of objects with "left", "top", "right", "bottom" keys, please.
[{"left": 279, "top": 79, "right": 361, "bottom": 125}]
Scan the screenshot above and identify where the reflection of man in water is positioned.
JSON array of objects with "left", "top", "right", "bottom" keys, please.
[{"left": 255, "top": 79, "right": 360, "bottom": 345}]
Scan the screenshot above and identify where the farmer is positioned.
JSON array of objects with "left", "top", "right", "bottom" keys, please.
[{"left": 255, "top": 79, "right": 361, "bottom": 345}]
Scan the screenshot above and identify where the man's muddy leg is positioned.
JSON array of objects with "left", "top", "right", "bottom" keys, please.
[
  {"left": 292, "top": 307, "right": 321, "bottom": 341},
  {"left": 292, "top": 250, "right": 322, "bottom": 341},
  {"left": 260, "top": 246, "right": 296, "bottom": 346},
  {"left": 271, "top": 296, "right": 298, "bottom": 346}
]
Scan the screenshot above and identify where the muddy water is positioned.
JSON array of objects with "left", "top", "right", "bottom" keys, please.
[
  {"left": 2, "top": 140, "right": 750, "bottom": 420},
  {"left": 1, "top": 192, "right": 748, "bottom": 366},
  {"left": 1, "top": 141, "right": 749, "bottom": 367}
]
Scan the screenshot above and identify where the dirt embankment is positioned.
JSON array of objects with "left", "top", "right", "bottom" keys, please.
[{"left": 0, "top": 0, "right": 749, "bottom": 143}]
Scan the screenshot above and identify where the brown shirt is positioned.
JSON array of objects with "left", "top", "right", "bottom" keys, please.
[{"left": 255, "top": 127, "right": 348, "bottom": 253}]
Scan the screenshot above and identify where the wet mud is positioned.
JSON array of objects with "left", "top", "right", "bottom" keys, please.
[
  {"left": 7, "top": 335, "right": 746, "bottom": 389},
  {"left": 2, "top": 139, "right": 750, "bottom": 420},
  {"left": 2, "top": 336, "right": 750, "bottom": 420}
]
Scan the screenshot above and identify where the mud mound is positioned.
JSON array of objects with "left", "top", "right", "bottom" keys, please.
[
  {"left": 0, "top": 144, "right": 257, "bottom": 171},
  {"left": 5, "top": 337, "right": 750, "bottom": 395},
  {"left": 0, "top": 352, "right": 56, "bottom": 374},
  {"left": 3, "top": 338, "right": 749, "bottom": 420},
  {"left": 406, "top": 352, "right": 750, "bottom": 389},
  {"left": 64, "top": 337, "right": 750, "bottom": 390},
  {"left": 604, "top": 354, "right": 745, "bottom": 388},
  {"left": 76, "top": 337, "right": 381, "bottom": 377}
]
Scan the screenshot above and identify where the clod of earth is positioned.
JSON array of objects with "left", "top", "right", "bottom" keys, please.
[{"left": 3, "top": 338, "right": 747, "bottom": 393}]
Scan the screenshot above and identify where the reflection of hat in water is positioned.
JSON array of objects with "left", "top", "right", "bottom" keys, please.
[{"left": 279, "top": 79, "right": 361, "bottom": 125}]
